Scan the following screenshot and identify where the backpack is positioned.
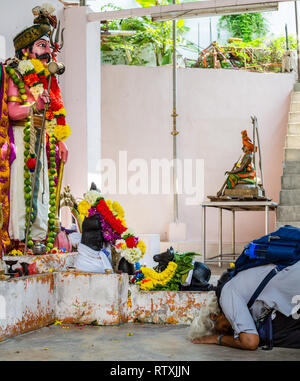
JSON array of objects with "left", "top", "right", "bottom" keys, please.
[{"left": 234, "top": 225, "right": 300, "bottom": 276}]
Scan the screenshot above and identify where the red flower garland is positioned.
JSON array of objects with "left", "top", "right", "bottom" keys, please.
[
  {"left": 23, "top": 68, "right": 66, "bottom": 120},
  {"left": 96, "top": 199, "right": 127, "bottom": 235},
  {"left": 125, "top": 236, "right": 137, "bottom": 248},
  {"left": 25, "top": 73, "right": 39, "bottom": 87},
  {"left": 57, "top": 116, "right": 65, "bottom": 125}
]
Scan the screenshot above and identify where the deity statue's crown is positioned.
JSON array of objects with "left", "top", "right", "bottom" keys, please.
[
  {"left": 13, "top": 4, "right": 57, "bottom": 53},
  {"left": 241, "top": 130, "right": 255, "bottom": 152}
]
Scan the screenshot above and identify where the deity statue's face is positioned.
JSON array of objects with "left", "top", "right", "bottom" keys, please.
[{"left": 23, "top": 38, "right": 52, "bottom": 64}]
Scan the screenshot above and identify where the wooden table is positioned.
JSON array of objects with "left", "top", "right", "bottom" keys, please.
[{"left": 202, "top": 200, "right": 278, "bottom": 267}]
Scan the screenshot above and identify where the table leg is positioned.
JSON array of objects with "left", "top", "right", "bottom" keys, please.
[
  {"left": 232, "top": 210, "right": 236, "bottom": 258},
  {"left": 202, "top": 206, "right": 206, "bottom": 263},
  {"left": 219, "top": 208, "right": 222, "bottom": 268},
  {"left": 265, "top": 205, "right": 269, "bottom": 235}
]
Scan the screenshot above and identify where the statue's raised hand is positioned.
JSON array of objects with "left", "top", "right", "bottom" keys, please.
[
  {"left": 36, "top": 90, "right": 51, "bottom": 111},
  {"left": 58, "top": 141, "right": 68, "bottom": 164}
]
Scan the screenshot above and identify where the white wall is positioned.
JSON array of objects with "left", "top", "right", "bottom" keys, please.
[{"left": 101, "top": 65, "right": 295, "bottom": 244}]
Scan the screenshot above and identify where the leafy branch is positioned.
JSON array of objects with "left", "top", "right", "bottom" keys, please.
[
  {"left": 101, "top": 0, "right": 191, "bottom": 66},
  {"left": 218, "top": 13, "right": 269, "bottom": 42}
]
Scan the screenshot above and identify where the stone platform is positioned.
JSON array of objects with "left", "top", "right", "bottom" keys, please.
[
  {"left": 0, "top": 273, "right": 55, "bottom": 341},
  {"left": 128, "top": 285, "right": 209, "bottom": 325},
  {"left": 0, "top": 256, "right": 215, "bottom": 341},
  {"left": 55, "top": 272, "right": 129, "bottom": 325}
]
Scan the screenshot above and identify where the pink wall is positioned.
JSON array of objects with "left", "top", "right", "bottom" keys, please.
[
  {"left": 63, "top": 7, "right": 101, "bottom": 199},
  {"left": 101, "top": 65, "right": 295, "bottom": 244}
]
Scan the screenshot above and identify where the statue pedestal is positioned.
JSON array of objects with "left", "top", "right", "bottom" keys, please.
[{"left": 224, "top": 183, "right": 264, "bottom": 198}]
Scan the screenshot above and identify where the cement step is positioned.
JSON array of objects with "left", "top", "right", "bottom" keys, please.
[
  {"left": 289, "top": 112, "right": 300, "bottom": 123},
  {"left": 281, "top": 174, "right": 300, "bottom": 189},
  {"left": 277, "top": 205, "right": 300, "bottom": 221},
  {"left": 283, "top": 161, "right": 300, "bottom": 174},
  {"left": 288, "top": 123, "right": 300, "bottom": 135},
  {"left": 290, "top": 102, "right": 300, "bottom": 112},
  {"left": 280, "top": 189, "right": 300, "bottom": 205},
  {"left": 286, "top": 135, "right": 300, "bottom": 148},
  {"left": 292, "top": 92, "right": 300, "bottom": 102},
  {"left": 284, "top": 148, "right": 300, "bottom": 161}
]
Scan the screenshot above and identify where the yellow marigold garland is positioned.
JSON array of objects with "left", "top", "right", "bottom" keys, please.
[
  {"left": 30, "top": 58, "right": 46, "bottom": 75},
  {"left": 106, "top": 200, "right": 127, "bottom": 227},
  {"left": 53, "top": 123, "right": 71, "bottom": 142},
  {"left": 137, "top": 240, "right": 146, "bottom": 256},
  {"left": 140, "top": 262, "right": 177, "bottom": 290},
  {"left": 112, "top": 201, "right": 125, "bottom": 218},
  {"left": 106, "top": 200, "right": 113, "bottom": 212},
  {"left": 78, "top": 200, "right": 91, "bottom": 222},
  {"left": 7, "top": 249, "right": 23, "bottom": 256},
  {"left": 54, "top": 108, "right": 66, "bottom": 116}
]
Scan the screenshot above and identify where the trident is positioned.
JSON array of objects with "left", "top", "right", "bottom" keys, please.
[{"left": 50, "top": 21, "right": 65, "bottom": 55}]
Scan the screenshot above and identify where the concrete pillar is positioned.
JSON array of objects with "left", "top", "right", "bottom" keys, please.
[{"left": 63, "top": 6, "right": 101, "bottom": 199}]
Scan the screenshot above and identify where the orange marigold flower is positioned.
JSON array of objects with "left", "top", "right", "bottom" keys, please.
[
  {"left": 24, "top": 73, "right": 39, "bottom": 87},
  {"left": 46, "top": 109, "right": 55, "bottom": 120}
]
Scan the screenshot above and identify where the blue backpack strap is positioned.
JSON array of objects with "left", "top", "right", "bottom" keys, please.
[{"left": 247, "top": 265, "right": 282, "bottom": 309}]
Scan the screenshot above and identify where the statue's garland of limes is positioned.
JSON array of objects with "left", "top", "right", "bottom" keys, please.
[
  {"left": 47, "top": 134, "right": 57, "bottom": 251},
  {"left": 6, "top": 66, "right": 34, "bottom": 248},
  {"left": 5, "top": 65, "right": 57, "bottom": 252}
]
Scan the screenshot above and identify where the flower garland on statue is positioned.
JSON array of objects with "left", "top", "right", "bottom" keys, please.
[
  {"left": 136, "top": 262, "right": 178, "bottom": 291},
  {"left": 17, "top": 59, "right": 71, "bottom": 141},
  {"left": 132, "top": 252, "right": 197, "bottom": 291},
  {"left": 77, "top": 193, "right": 146, "bottom": 264}
]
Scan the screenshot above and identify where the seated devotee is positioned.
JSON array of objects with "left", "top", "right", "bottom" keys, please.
[{"left": 188, "top": 260, "right": 300, "bottom": 350}]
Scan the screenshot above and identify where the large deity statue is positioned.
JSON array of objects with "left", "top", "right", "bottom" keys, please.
[{"left": 0, "top": 4, "right": 70, "bottom": 253}]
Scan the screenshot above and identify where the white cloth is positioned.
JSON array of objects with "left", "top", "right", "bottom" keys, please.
[
  {"left": 74, "top": 243, "right": 113, "bottom": 273},
  {"left": 8, "top": 125, "right": 49, "bottom": 241},
  {"left": 68, "top": 232, "right": 82, "bottom": 248},
  {"left": 182, "top": 269, "right": 194, "bottom": 286}
]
